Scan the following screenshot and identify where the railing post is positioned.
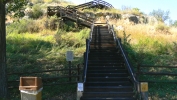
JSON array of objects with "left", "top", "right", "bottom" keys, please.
[
  {"left": 77, "top": 64, "right": 80, "bottom": 81},
  {"left": 59, "top": 7, "right": 62, "bottom": 17},
  {"left": 82, "top": 52, "right": 86, "bottom": 81},
  {"left": 140, "top": 82, "right": 148, "bottom": 100},
  {"left": 66, "top": 51, "right": 74, "bottom": 82},
  {"left": 69, "top": 61, "right": 71, "bottom": 82},
  {"left": 137, "top": 63, "right": 140, "bottom": 79},
  {"left": 77, "top": 82, "right": 83, "bottom": 100}
]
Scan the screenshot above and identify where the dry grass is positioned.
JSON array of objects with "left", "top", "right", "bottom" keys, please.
[{"left": 111, "top": 19, "right": 177, "bottom": 45}]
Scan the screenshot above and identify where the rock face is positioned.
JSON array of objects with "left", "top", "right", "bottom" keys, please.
[
  {"left": 146, "top": 16, "right": 158, "bottom": 25},
  {"left": 81, "top": 12, "right": 158, "bottom": 25},
  {"left": 105, "top": 13, "right": 158, "bottom": 25},
  {"left": 122, "top": 14, "right": 139, "bottom": 24}
]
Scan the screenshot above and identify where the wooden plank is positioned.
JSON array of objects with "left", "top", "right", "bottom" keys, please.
[
  {"left": 8, "top": 75, "right": 81, "bottom": 82},
  {"left": 139, "top": 72, "right": 177, "bottom": 76},
  {"left": 8, "top": 82, "right": 78, "bottom": 89},
  {"left": 140, "top": 80, "right": 177, "bottom": 83},
  {"left": 140, "top": 65, "right": 177, "bottom": 68},
  {"left": 8, "top": 68, "right": 78, "bottom": 75}
]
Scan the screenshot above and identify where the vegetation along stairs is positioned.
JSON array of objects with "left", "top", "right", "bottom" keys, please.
[{"left": 80, "top": 24, "right": 139, "bottom": 100}]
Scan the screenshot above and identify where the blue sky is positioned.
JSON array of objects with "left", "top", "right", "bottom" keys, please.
[{"left": 67, "top": 0, "right": 177, "bottom": 21}]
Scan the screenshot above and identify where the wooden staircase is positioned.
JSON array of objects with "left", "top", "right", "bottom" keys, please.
[
  {"left": 47, "top": 0, "right": 114, "bottom": 28},
  {"left": 47, "top": 6, "right": 94, "bottom": 27},
  {"left": 80, "top": 25, "right": 136, "bottom": 100}
]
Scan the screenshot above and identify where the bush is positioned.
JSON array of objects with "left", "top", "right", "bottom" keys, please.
[
  {"left": 44, "top": 16, "right": 59, "bottom": 30},
  {"left": 7, "top": 19, "right": 46, "bottom": 34},
  {"left": 7, "top": 19, "right": 37, "bottom": 34},
  {"left": 155, "top": 23, "right": 169, "bottom": 33},
  {"left": 30, "top": 4, "right": 44, "bottom": 19},
  {"left": 55, "top": 28, "right": 89, "bottom": 47},
  {"left": 131, "top": 8, "right": 143, "bottom": 16}
]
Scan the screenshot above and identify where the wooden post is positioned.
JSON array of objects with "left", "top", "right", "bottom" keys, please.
[
  {"left": 83, "top": 52, "right": 86, "bottom": 81},
  {"left": 66, "top": 51, "right": 73, "bottom": 82},
  {"left": 76, "top": 11, "right": 78, "bottom": 28},
  {"left": 140, "top": 82, "right": 148, "bottom": 100},
  {"left": 69, "top": 61, "right": 71, "bottom": 82},
  {"left": 77, "top": 64, "right": 80, "bottom": 81}
]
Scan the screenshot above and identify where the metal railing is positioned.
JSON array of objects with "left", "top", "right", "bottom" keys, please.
[
  {"left": 70, "top": 0, "right": 113, "bottom": 10},
  {"left": 106, "top": 21, "right": 140, "bottom": 99},
  {"left": 93, "top": 0, "right": 114, "bottom": 8},
  {"left": 83, "top": 23, "right": 95, "bottom": 83}
]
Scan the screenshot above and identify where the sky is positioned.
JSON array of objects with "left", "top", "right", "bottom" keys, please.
[{"left": 67, "top": 0, "right": 177, "bottom": 21}]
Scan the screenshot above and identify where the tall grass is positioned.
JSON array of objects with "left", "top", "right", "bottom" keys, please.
[
  {"left": 113, "top": 19, "right": 177, "bottom": 99},
  {"left": 115, "top": 21, "right": 177, "bottom": 64}
]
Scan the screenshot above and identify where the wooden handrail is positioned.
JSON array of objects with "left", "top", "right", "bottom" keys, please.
[
  {"left": 47, "top": 6, "right": 95, "bottom": 27},
  {"left": 138, "top": 72, "right": 177, "bottom": 76},
  {"left": 8, "top": 68, "right": 79, "bottom": 75},
  {"left": 140, "top": 65, "right": 177, "bottom": 68},
  {"left": 72, "top": 0, "right": 113, "bottom": 9},
  {"left": 8, "top": 75, "right": 81, "bottom": 82}
]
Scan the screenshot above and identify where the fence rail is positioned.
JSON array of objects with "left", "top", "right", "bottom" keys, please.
[
  {"left": 8, "top": 64, "right": 83, "bottom": 88},
  {"left": 137, "top": 64, "right": 177, "bottom": 83}
]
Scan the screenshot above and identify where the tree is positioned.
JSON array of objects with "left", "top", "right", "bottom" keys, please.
[
  {"left": 0, "top": 1, "right": 8, "bottom": 98},
  {"left": 150, "top": 9, "right": 170, "bottom": 22},
  {"left": 172, "top": 20, "right": 177, "bottom": 27},
  {"left": 0, "top": 0, "right": 27, "bottom": 98},
  {"left": 6, "top": 0, "right": 27, "bottom": 17}
]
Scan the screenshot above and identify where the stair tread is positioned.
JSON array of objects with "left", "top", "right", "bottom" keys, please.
[
  {"left": 85, "top": 86, "right": 133, "bottom": 88},
  {"left": 80, "top": 97, "right": 136, "bottom": 100},
  {"left": 83, "top": 92, "right": 134, "bottom": 93},
  {"left": 87, "top": 69, "right": 127, "bottom": 71},
  {"left": 82, "top": 92, "right": 135, "bottom": 97},
  {"left": 86, "top": 81, "right": 130, "bottom": 83},
  {"left": 87, "top": 77, "right": 129, "bottom": 78},
  {"left": 87, "top": 72, "right": 127, "bottom": 73}
]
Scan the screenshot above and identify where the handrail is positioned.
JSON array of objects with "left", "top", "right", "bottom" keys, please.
[
  {"left": 48, "top": 6, "right": 95, "bottom": 21},
  {"left": 47, "top": 6, "right": 95, "bottom": 27},
  {"left": 116, "top": 38, "right": 139, "bottom": 89},
  {"left": 71, "top": 0, "right": 113, "bottom": 10},
  {"left": 93, "top": 0, "right": 114, "bottom": 8},
  {"left": 83, "top": 23, "right": 95, "bottom": 83},
  {"left": 106, "top": 21, "right": 140, "bottom": 98}
]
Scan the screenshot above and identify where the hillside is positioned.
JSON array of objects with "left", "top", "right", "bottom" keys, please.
[{"left": 6, "top": 0, "right": 177, "bottom": 99}]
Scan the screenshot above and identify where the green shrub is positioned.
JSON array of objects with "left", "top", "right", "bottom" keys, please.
[
  {"left": 131, "top": 8, "right": 143, "bottom": 16},
  {"left": 30, "top": 0, "right": 44, "bottom": 4},
  {"left": 55, "top": 28, "right": 89, "bottom": 47},
  {"left": 6, "top": 17, "right": 59, "bottom": 34},
  {"left": 7, "top": 19, "right": 47, "bottom": 34},
  {"left": 44, "top": 16, "right": 59, "bottom": 30},
  {"left": 155, "top": 23, "right": 169, "bottom": 32},
  {"left": 30, "top": 4, "right": 44, "bottom": 19}
]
